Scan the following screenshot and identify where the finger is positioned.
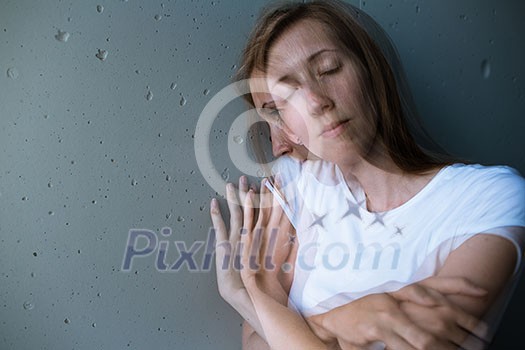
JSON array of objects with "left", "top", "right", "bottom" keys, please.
[
  {"left": 380, "top": 333, "right": 417, "bottom": 350},
  {"left": 243, "top": 189, "right": 255, "bottom": 231},
  {"left": 459, "top": 331, "right": 490, "bottom": 350},
  {"left": 210, "top": 198, "right": 233, "bottom": 272},
  {"left": 420, "top": 276, "right": 487, "bottom": 297},
  {"left": 210, "top": 198, "right": 227, "bottom": 242},
  {"left": 390, "top": 284, "right": 440, "bottom": 307},
  {"left": 226, "top": 183, "right": 242, "bottom": 237},
  {"left": 238, "top": 176, "right": 249, "bottom": 209},
  {"left": 257, "top": 178, "right": 272, "bottom": 225},
  {"left": 240, "top": 190, "right": 255, "bottom": 273},
  {"left": 454, "top": 309, "right": 489, "bottom": 344},
  {"left": 389, "top": 311, "right": 452, "bottom": 350},
  {"left": 400, "top": 302, "right": 487, "bottom": 350}
]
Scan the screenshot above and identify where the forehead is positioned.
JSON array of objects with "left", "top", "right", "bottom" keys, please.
[
  {"left": 248, "top": 76, "right": 272, "bottom": 108},
  {"left": 267, "top": 19, "right": 337, "bottom": 70}
]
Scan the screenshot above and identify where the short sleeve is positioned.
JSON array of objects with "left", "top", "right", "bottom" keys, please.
[{"left": 458, "top": 166, "right": 525, "bottom": 235}]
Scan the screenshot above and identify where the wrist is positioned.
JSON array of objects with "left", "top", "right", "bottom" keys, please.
[{"left": 307, "top": 312, "right": 337, "bottom": 343}]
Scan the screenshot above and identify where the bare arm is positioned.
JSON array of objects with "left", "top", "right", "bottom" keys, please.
[
  {"left": 311, "top": 233, "right": 519, "bottom": 349},
  {"left": 436, "top": 233, "right": 519, "bottom": 317},
  {"left": 240, "top": 184, "right": 328, "bottom": 349}
]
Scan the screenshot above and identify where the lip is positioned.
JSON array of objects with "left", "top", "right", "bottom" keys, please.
[{"left": 320, "top": 119, "right": 351, "bottom": 138}]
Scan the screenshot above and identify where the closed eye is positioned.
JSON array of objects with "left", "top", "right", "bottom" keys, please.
[
  {"left": 318, "top": 65, "right": 341, "bottom": 76},
  {"left": 257, "top": 107, "right": 282, "bottom": 123}
]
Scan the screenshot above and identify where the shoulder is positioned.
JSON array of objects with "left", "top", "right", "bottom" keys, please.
[
  {"left": 437, "top": 163, "right": 525, "bottom": 228},
  {"left": 441, "top": 163, "right": 525, "bottom": 195}
]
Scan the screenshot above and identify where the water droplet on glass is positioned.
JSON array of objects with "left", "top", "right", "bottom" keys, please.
[
  {"left": 7, "top": 67, "right": 19, "bottom": 79},
  {"left": 21, "top": 196, "right": 28, "bottom": 201},
  {"left": 131, "top": 179, "right": 138, "bottom": 186},
  {"left": 166, "top": 213, "right": 172, "bottom": 219},
  {"left": 23, "top": 301, "right": 34, "bottom": 310},
  {"left": 146, "top": 90, "right": 153, "bottom": 101},
  {"left": 221, "top": 168, "right": 230, "bottom": 181},
  {"left": 203, "top": 89, "right": 210, "bottom": 95},
  {"left": 95, "top": 49, "right": 108, "bottom": 61},
  {"left": 170, "top": 82, "right": 177, "bottom": 90},
  {"left": 96, "top": 5, "right": 104, "bottom": 13},
  {"left": 177, "top": 216, "right": 185, "bottom": 222},
  {"left": 55, "top": 30, "right": 70, "bottom": 42},
  {"left": 92, "top": 322, "right": 97, "bottom": 328},
  {"left": 256, "top": 169, "right": 266, "bottom": 177},
  {"left": 179, "top": 96, "right": 187, "bottom": 106},
  {"left": 48, "top": 211, "right": 54, "bottom": 216},
  {"left": 64, "top": 318, "right": 71, "bottom": 324},
  {"left": 154, "top": 14, "right": 162, "bottom": 21},
  {"left": 165, "top": 175, "right": 170, "bottom": 181},
  {"left": 415, "top": 5, "right": 420, "bottom": 13},
  {"left": 233, "top": 135, "right": 244, "bottom": 144},
  {"left": 481, "top": 60, "right": 491, "bottom": 79},
  {"left": 30, "top": 272, "right": 36, "bottom": 278}
]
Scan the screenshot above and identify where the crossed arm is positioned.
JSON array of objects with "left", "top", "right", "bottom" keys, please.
[{"left": 210, "top": 177, "right": 518, "bottom": 349}]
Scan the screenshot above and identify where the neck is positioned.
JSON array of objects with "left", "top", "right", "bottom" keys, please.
[{"left": 337, "top": 154, "right": 437, "bottom": 213}]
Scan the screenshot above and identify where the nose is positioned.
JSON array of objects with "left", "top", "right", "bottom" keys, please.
[
  {"left": 270, "top": 125, "right": 293, "bottom": 157},
  {"left": 304, "top": 85, "right": 333, "bottom": 116}
]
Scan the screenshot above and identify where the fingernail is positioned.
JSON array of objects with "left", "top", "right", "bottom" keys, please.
[
  {"left": 226, "top": 183, "right": 234, "bottom": 191},
  {"left": 240, "top": 176, "right": 247, "bottom": 185},
  {"left": 211, "top": 198, "right": 218, "bottom": 208}
]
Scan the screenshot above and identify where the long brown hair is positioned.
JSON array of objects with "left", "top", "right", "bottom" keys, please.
[{"left": 236, "top": 0, "right": 458, "bottom": 174}]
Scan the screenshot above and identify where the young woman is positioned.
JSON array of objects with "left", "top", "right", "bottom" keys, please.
[{"left": 210, "top": 1, "right": 525, "bottom": 349}]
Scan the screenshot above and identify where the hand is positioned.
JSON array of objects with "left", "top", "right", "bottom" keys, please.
[
  {"left": 307, "top": 276, "right": 489, "bottom": 350},
  {"left": 211, "top": 177, "right": 251, "bottom": 303},
  {"left": 239, "top": 179, "right": 293, "bottom": 302},
  {"left": 310, "top": 292, "right": 444, "bottom": 350},
  {"left": 239, "top": 181, "right": 329, "bottom": 349},
  {"left": 211, "top": 176, "right": 269, "bottom": 339},
  {"left": 210, "top": 176, "right": 293, "bottom": 341},
  {"left": 391, "top": 277, "right": 489, "bottom": 350}
]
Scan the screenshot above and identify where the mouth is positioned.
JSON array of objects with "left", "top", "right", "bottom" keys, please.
[{"left": 320, "top": 119, "right": 351, "bottom": 138}]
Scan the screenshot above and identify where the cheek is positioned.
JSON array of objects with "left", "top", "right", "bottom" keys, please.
[
  {"left": 280, "top": 98, "right": 311, "bottom": 139},
  {"left": 285, "top": 114, "right": 310, "bottom": 142}
]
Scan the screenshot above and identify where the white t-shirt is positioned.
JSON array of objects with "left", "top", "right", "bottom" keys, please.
[{"left": 270, "top": 157, "right": 525, "bottom": 321}]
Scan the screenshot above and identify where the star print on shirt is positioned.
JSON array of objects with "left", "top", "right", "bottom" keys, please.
[
  {"left": 390, "top": 225, "right": 405, "bottom": 238},
  {"left": 367, "top": 211, "right": 386, "bottom": 228},
  {"left": 309, "top": 212, "right": 328, "bottom": 230},
  {"left": 340, "top": 198, "right": 363, "bottom": 221}
]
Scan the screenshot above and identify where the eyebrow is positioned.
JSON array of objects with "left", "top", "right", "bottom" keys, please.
[{"left": 272, "top": 49, "right": 339, "bottom": 85}]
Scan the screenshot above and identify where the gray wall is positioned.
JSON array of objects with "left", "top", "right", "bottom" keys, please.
[{"left": 1, "top": 1, "right": 523, "bottom": 349}]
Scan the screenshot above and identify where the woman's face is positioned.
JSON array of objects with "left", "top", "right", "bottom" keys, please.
[
  {"left": 249, "top": 74, "right": 309, "bottom": 161},
  {"left": 265, "top": 19, "right": 376, "bottom": 165}
]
